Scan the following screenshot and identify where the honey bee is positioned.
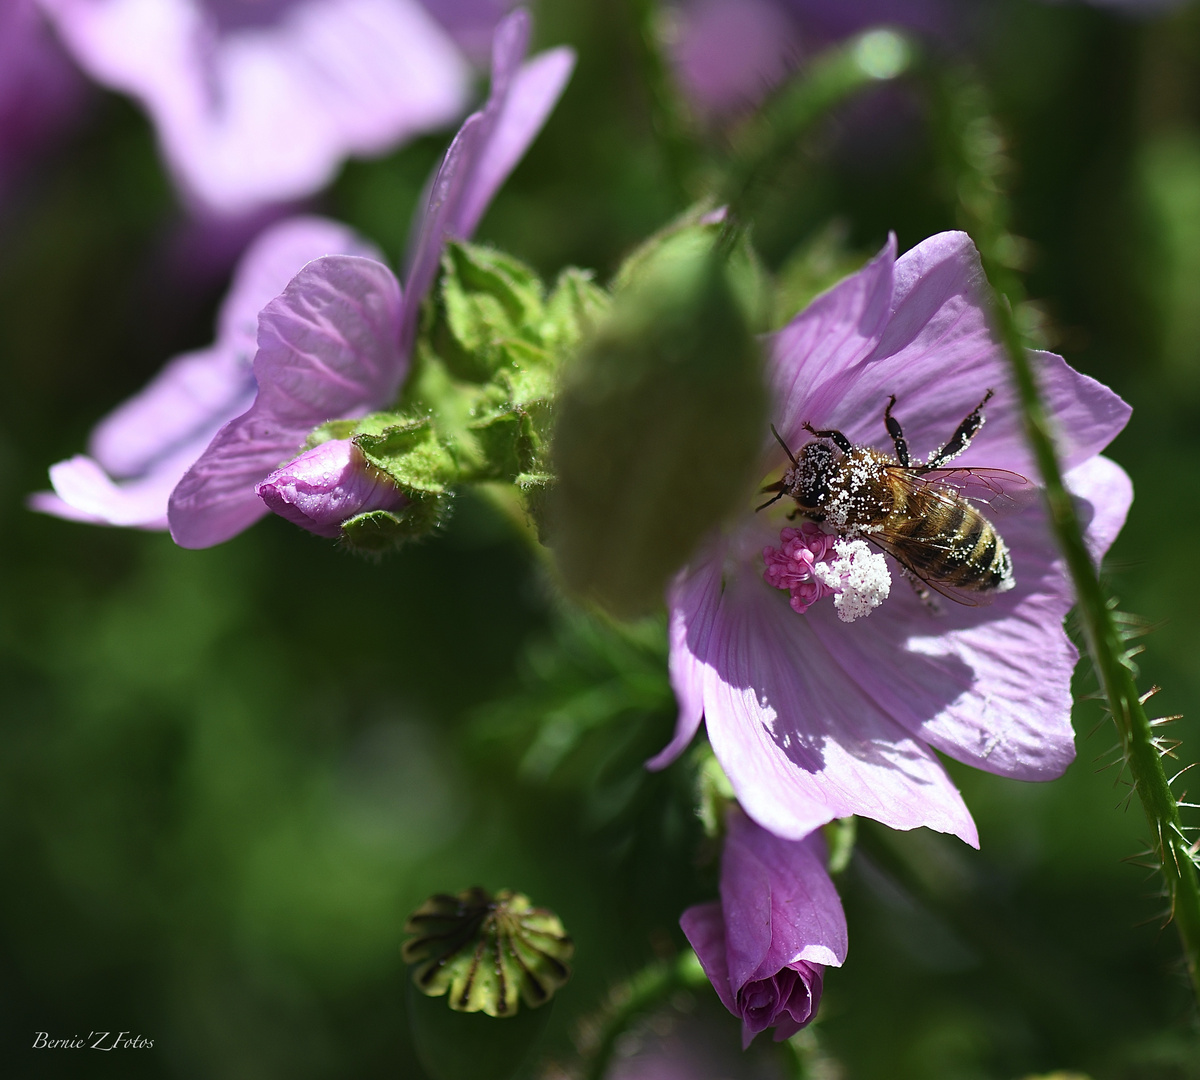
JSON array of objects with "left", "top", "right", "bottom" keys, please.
[{"left": 758, "top": 391, "right": 1030, "bottom": 606}]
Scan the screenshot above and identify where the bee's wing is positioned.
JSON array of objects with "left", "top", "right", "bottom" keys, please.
[
  {"left": 896, "top": 466, "right": 1036, "bottom": 516},
  {"left": 862, "top": 531, "right": 998, "bottom": 608}
]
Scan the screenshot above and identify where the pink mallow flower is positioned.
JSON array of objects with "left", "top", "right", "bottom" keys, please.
[
  {"left": 32, "top": 9, "right": 574, "bottom": 544},
  {"left": 256, "top": 437, "right": 405, "bottom": 537},
  {"left": 36, "top": 0, "right": 479, "bottom": 217},
  {"left": 680, "top": 807, "right": 847, "bottom": 1047},
  {"left": 650, "top": 231, "right": 1133, "bottom": 848}
]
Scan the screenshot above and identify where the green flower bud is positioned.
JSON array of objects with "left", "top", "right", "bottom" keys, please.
[
  {"left": 548, "top": 227, "right": 767, "bottom": 618},
  {"left": 402, "top": 888, "right": 573, "bottom": 1080}
]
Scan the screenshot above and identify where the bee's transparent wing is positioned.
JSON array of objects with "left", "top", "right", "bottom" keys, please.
[
  {"left": 864, "top": 530, "right": 1000, "bottom": 608},
  {"left": 896, "top": 466, "right": 1036, "bottom": 516}
]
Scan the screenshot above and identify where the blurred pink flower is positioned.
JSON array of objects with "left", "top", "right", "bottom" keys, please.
[
  {"left": 650, "top": 231, "right": 1133, "bottom": 848},
  {"left": 0, "top": 0, "right": 88, "bottom": 199},
  {"left": 37, "top": 0, "right": 482, "bottom": 216},
  {"left": 681, "top": 808, "right": 846, "bottom": 1047},
  {"left": 32, "top": 10, "right": 574, "bottom": 543}
]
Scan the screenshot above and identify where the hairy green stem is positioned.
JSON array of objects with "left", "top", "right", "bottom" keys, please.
[
  {"left": 988, "top": 270, "right": 1200, "bottom": 1006},
  {"left": 625, "top": 0, "right": 698, "bottom": 207},
  {"left": 935, "top": 68, "right": 1200, "bottom": 1006},
  {"left": 720, "top": 28, "right": 915, "bottom": 222},
  {"left": 581, "top": 951, "right": 708, "bottom": 1080}
]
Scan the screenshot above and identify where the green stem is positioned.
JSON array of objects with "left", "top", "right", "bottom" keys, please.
[
  {"left": 581, "top": 951, "right": 708, "bottom": 1080},
  {"left": 625, "top": 0, "right": 698, "bottom": 207},
  {"left": 936, "top": 67, "right": 1200, "bottom": 1007},
  {"left": 719, "top": 29, "right": 915, "bottom": 222}
]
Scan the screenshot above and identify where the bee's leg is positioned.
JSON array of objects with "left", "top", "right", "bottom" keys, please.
[
  {"left": 884, "top": 394, "right": 910, "bottom": 467},
  {"left": 900, "top": 567, "right": 944, "bottom": 615},
  {"left": 802, "top": 422, "right": 852, "bottom": 454},
  {"left": 926, "top": 389, "right": 994, "bottom": 468}
]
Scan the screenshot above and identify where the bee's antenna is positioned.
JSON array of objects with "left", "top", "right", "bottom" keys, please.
[{"left": 770, "top": 423, "right": 799, "bottom": 466}]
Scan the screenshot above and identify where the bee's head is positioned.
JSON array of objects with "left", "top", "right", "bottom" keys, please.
[{"left": 786, "top": 439, "right": 836, "bottom": 509}]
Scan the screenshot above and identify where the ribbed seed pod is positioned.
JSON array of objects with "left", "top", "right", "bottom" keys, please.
[{"left": 403, "top": 887, "right": 573, "bottom": 1017}]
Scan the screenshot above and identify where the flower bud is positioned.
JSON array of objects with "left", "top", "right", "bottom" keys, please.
[
  {"left": 402, "top": 887, "right": 573, "bottom": 1080},
  {"left": 681, "top": 808, "right": 846, "bottom": 1047},
  {"left": 548, "top": 229, "right": 767, "bottom": 617},
  {"left": 255, "top": 438, "right": 405, "bottom": 538}
]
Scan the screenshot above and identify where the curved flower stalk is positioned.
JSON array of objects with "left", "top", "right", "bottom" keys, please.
[
  {"left": 651, "top": 231, "right": 1133, "bottom": 846},
  {"left": 30, "top": 216, "right": 380, "bottom": 528},
  {"left": 667, "top": 0, "right": 955, "bottom": 119},
  {"left": 681, "top": 807, "right": 847, "bottom": 1047},
  {"left": 37, "top": 0, "right": 480, "bottom": 218},
  {"left": 33, "top": 9, "right": 574, "bottom": 546}
]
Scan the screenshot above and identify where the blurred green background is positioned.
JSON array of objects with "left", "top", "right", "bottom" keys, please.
[{"left": 3, "top": 1, "right": 1200, "bottom": 1077}]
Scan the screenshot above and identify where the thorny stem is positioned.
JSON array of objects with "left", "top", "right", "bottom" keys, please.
[{"left": 936, "top": 69, "right": 1200, "bottom": 1006}]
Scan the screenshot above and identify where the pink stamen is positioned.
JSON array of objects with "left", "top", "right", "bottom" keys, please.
[{"left": 762, "top": 524, "right": 838, "bottom": 614}]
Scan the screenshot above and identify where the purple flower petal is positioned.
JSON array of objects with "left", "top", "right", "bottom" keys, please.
[
  {"left": 40, "top": 0, "right": 472, "bottom": 215},
  {"left": 721, "top": 810, "right": 847, "bottom": 984},
  {"left": 399, "top": 8, "right": 575, "bottom": 347},
  {"left": 30, "top": 451, "right": 192, "bottom": 529},
  {"left": 681, "top": 811, "right": 843, "bottom": 1047},
  {"left": 802, "top": 455, "right": 1133, "bottom": 780},
  {"left": 772, "top": 233, "right": 1131, "bottom": 479},
  {"left": 256, "top": 437, "right": 406, "bottom": 537},
  {"left": 168, "top": 254, "right": 404, "bottom": 547},
  {"left": 679, "top": 902, "right": 739, "bottom": 1014},
  {"left": 32, "top": 215, "right": 377, "bottom": 530},
  {"left": 0, "top": 0, "right": 87, "bottom": 197}
]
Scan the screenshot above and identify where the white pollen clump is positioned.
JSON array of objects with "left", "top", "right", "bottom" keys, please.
[{"left": 813, "top": 538, "right": 892, "bottom": 622}]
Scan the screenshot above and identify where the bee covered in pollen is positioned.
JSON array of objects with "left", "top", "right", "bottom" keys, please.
[{"left": 758, "top": 391, "right": 1030, "bottom": 609}]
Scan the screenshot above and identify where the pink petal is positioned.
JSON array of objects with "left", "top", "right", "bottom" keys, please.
[
  {"left": 399, "top": 9, "right": 574, "bottom": 348},
  {"left": 721, "top": 812, "right": 846, "bottom": 992},
  {"left": 168, "top": 254, "right": 404, "bottom": 547},
  {"left": 90, "top": 217, "right": 381, "bottom": 479},
  {"left": 31, "top": 447, "right": 201, "bottom": 529},
  {"left": 256, "top": 437, "right": 405, "bottom": 537},
  {"left": 679, "top": 902, "right": 738, "bottom": 1016},
  {"left": 450, "top": 43, "right": 576, "bottom": 239},
  {"left": 768, "top": 236, "right": 896, "bottom": 453},
  {"left": 771, "top": 232, "right": 1131, "bottom": 480},
  {"left": 41, "top": 0, "right": 471, "bottom": 215}
]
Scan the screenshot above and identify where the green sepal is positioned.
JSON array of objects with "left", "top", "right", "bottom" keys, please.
[
  {"left": 434, "top": 242, "right": 547, "bottom": 383},
  {"left": 694, "top": 746, "right": 737, "bottom": 841},
  {"left": 548, "top": 232, "right": 767, "bottom": 618},
  {"left": 542, "top": 266, "right": 611, "bottom": 351},
  {"left": 339, "top": 509, "right": 410, "bottom": 554},
  {"left": 403, "top": 887, "right": 573, "bottom": 1017},
  {"left": 822, "top": 817, "right": 857, "bottom": 876},
  {"left": 336, "top": 414, "right": 456, "bottom": 541}
]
